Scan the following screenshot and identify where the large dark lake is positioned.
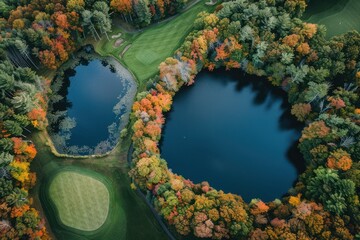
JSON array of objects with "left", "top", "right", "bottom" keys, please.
[
  {"left": 48, "top": 58, "right": 136, "bottom": 155},
  {"left": 160, "top": 70, "right": 305, "bottom": 202}
]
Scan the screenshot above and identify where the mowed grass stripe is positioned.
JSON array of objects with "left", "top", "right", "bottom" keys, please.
[
  {"left": 304, "top": 0, "right": 360, "bottom": 38},
  {"left": 49, "top": 171, "right": 110, "bottom": 231},
  {"left": 123, "top": 2, "right": 214, "bottom": 83}
]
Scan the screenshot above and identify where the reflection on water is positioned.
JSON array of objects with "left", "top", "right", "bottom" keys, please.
[
  {"left": 48, "top": 59, "right": 136, "bottom": 155},
  {"left": 160, "top": 69, "right": 305, "bottom": 202}
]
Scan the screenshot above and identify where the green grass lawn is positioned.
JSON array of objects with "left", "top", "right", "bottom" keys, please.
[
  {"left": 30, "top": 131, "right": 167, "bottom": 240},
  {"left": 95, "top": 1, "right": 215, "bottom": 89},
  {"left": 303, "top": 0, "right": 360, "bottom": 38},
  {"left": 48, "top": 170, "right": 110, "bottom": 231}
]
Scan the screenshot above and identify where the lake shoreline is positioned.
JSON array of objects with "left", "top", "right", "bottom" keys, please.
[
  {"left": 160, "top": 69, "right": 305, "bottom": 202},
  {"left": 46, "top": 46, "right": 137, "bottom": 157}
]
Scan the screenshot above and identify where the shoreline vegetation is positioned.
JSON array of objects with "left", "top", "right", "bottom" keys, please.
[{"left": 37, "top": 129, "right": 115, "bottom": 159}]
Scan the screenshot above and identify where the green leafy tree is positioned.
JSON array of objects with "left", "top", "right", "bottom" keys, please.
[
  {"left": 11, "top": 91, "right": 35, "bottom": 114},
  {"left": 305, "top": 167, "right": 355, "bottom": 215},
  {"left": 286, "top": 64, "right": 309, "bottom": 84},
  {"left": 3, "top": 120, "right": 23, "bottom": 136},
  {"left": 0, "top": 178, "right": 14, "bottom": 198},
  {"left": 133, "top": 0, "right": 151, "bottom": 27},
  {"left": 304, "top": 81, "right": 330, "bottom": 103},
  {"left": 6, "top": 188, "right": 29, "bottom": 207},
  {"left": 0, "top": 138, "right": 14, "bottom": 152},
  {"left": 93, "top": 11, "right": 112, "bottom": 40},
  {"left": 0, "top": 152, "right": 14, "bottom": 166},
  {"left": 0, "top": 70, "right": 15, "bottom": 98}
]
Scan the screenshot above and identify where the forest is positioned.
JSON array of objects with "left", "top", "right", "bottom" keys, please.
[{"left": 0, "top": 0, "right": 359, "bottom": 239}]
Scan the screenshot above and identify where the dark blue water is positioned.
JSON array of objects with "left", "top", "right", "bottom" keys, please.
[
  {"left": 66, "top": 60, "right": 121, "bottom": 147},
  {"left": 160, "top": 70, "right": 304, "bottom": 202},
  {"left": 50, "top": 59, "right": 136, "bottom": 155}
]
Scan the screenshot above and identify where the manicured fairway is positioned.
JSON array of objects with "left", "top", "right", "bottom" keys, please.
[
  {"left": 96, "top": 1, "right": 215, "bottom": 88},
  {"left": 123, "top": 2, "right": 214, "bottom": 82},
  {"left": 48, "top": 171, "right": 110, "bottom": 231},
  {"left": 303, "top": 0, "right": 360, "bottom": 38}
]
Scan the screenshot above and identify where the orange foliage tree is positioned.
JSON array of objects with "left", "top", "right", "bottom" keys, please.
[{"left": 326, "top": 149, "right": 353, "bottom": 171}]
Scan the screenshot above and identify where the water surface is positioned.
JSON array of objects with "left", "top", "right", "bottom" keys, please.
[
  {"left": 49, "top": 58, "right": 136, "bottom": 155},
  {"left": 160, "top": 70, "right": 304, "bottom": 202}
]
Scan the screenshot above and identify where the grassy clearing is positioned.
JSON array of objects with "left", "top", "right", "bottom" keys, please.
[
  {"left": 30, "top": 130, "right": 167, "bottom": 240},
  {"left": 303, "top": 0, "right": 360, "bottom": 38},
  {"left": 95, "top": 1, "right": 215, "bottom": 89},
  {"left": 48, "top": 170, "right": 110, "bottom": 231}
]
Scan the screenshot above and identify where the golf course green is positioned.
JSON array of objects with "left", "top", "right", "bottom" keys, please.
[
  {"left": 32, "top": 129, "right": 167, "bottom": 240},
  {"left": 48, "top": 170, "right": 110, "bottom": 231},
  {"left": 304, "top": 0, "right": 360, "bottom": 38}
]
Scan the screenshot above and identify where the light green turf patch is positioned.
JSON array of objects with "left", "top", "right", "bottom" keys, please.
[
  {"left": 135, "top": 49, "right": 160, "bottom": 65},
  {"left": 49, "top": 171, "right": 110, "bottom": 231},
  {"left": 304, "top": 0, "right": 360, "bottom": 38}
]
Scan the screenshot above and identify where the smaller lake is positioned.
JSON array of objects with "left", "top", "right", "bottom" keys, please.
[
  {"left": 48, "top": 58, "right": 136, "bottom": 155},
  {"left": 160, "top": 70, "right": 305, "bottom": 202}
]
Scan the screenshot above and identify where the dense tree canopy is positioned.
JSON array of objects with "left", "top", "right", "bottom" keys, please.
[
  {"left": 0, "top": 55, "right": 49, "bottom": 238},
  {"left": 110, "top": 0, "right": 187, "bottom": 27}
]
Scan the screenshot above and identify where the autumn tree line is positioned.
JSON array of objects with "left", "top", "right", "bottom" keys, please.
[
  {"left": 0, "top": 0, "right": 114, "bottom": 70},
  {"left": 0, "top": 0, "right": 111, "bottom": 237},
  {"left": 0, "top": 0, "right": 189, "bottom": 70},
  {"left": 0, "top": 7, "right": 51, "bottom": 234},
  {"left": 0, "top": 58, "right": 50, "bottom": 237},
  {"left": 110, "top": 0, "right": 188, "bottom": 27},
  {"left": 129, "top": 0, "right": 360, "bottom": 239}
]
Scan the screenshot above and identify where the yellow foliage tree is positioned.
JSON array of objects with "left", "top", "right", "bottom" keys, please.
[{"left": 9, "top": 161, "right": 30, "bottom": 184}]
